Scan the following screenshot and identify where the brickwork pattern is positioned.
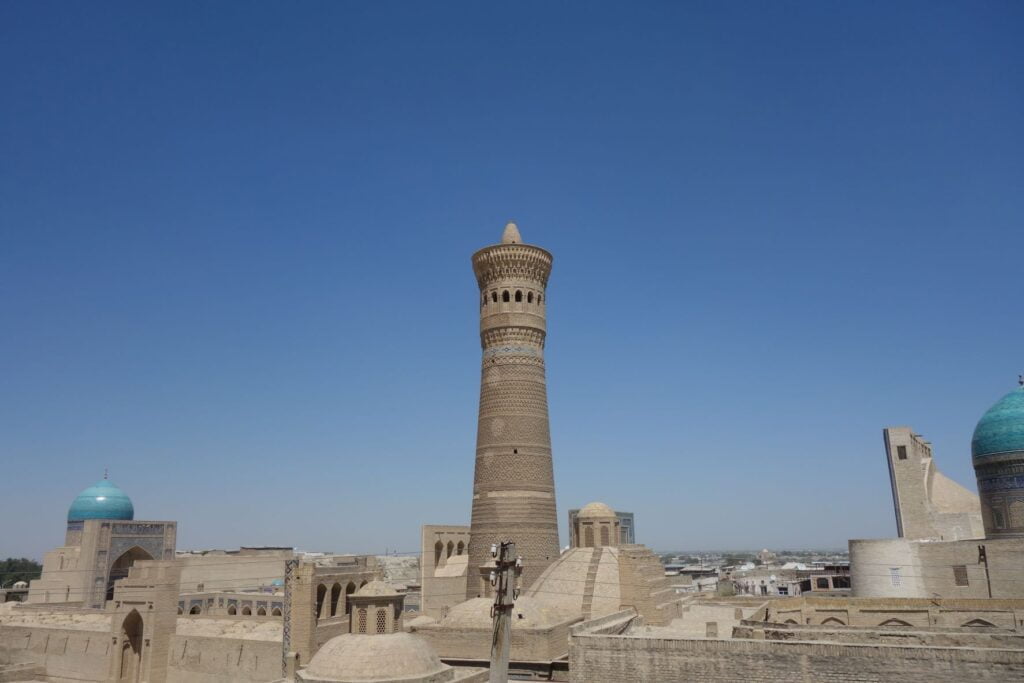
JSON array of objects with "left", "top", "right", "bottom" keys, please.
[
  {"left": 570, "top": 627, "right": 1024, "bottom": 682},
  {"left": 467, "top": 235, "right": 560, "bottom": 596}
]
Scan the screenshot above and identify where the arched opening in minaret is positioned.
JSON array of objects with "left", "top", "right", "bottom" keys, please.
[
  {"left": 515, "top": 290, "right": 522, "bottom": 302},
  {"left": 457, "top": 541, "right": 464, "bottom": 555},
  {"left": 502, "top": 290, "right": 510, "bottom": 302},
  {"left": 492, "top": 291, "right": 498, "bottom": 303},
  {"left": 528, "top": 292, "right": 534, "bottom": 303},
  {"left": 446, "top": 541, "right": 454, "bottom": 559},
  {"left": 537, "top": 294, "right": 542, "bottom": 304},
  {"left": 434, "top": 541, "right": 443, "bottom": 567}
]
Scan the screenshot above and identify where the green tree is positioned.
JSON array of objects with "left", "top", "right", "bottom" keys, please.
[{"left": 0, "top": 558, "right": 42, "bottom": 587}]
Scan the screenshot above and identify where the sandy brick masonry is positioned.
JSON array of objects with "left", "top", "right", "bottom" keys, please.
[
  {"left": 569, "top": 602, "right": 1024, "bottom": 682},
  {"left": 466, "top": 225, "right": 561, "bottom": 596}
]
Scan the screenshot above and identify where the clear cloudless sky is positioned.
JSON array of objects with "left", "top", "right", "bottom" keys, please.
[{"left": 2, "top": 2, "right": 1022, "bottom": 561}]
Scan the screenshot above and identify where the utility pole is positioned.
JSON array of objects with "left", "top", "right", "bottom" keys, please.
[{"left": 489, "top": 541, "right": 522, "bottom": 683}]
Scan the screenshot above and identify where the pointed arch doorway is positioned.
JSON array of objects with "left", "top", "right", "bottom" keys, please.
[
  {"left": 118, "top": 609, "right": 143, "bottom": 682},
  {"left": 106, "top": 546, "right": 153, "bottom": 602}
]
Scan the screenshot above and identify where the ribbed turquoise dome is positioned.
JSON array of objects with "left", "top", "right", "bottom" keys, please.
[
  {"left": 67, "top": 479, "right": 134, "bottom": 522},
  {"left": 972, "top": 385, "right": 1024, "bottom": 460}
]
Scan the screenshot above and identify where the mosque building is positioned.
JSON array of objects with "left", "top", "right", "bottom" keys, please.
[
  {"left": 850, "top": 380, "right": 1024, "bottom": 598},
  {"left": 27, "top": 475, "right": 177, "bottom": 609}
]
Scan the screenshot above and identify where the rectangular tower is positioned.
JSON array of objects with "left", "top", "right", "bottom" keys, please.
[{"left": 466, "top": 223, "right": 561, "bottom": 596}]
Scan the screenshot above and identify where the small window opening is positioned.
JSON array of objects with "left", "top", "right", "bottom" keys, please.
[
  {"left": 491, "top": 291, "right": 498, "bottom": 303},
  {"left": 994, "top": 508, "right": 1006, "bottom": 529},
  {"left": 897, "top": 445, "right": 907, "bottom": 460},
  {"left": 528, "top": 292, "right": 534, "bottom": 303},
  {"left": 515, "top": 290, "right": 523, "bottom": 302},
  {"left": 953, "top": 566, "right": 969, "bottom": 586},
  {"left": 502, "top": 291, "right": 510, "bottom": 302}
]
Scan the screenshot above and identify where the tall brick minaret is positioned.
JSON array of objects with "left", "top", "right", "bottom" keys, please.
[{"left": 466, "top": 223, "right": 560, "bottom": 596}]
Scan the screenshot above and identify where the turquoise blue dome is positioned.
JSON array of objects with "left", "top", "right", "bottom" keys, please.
[
  {"left": 67, "top": 479, "right": 134, "bottom": 522},
  {"left": 972, "top": 385, "right": 1024, "bottom": 461}
]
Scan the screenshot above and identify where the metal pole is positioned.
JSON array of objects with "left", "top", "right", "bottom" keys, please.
[
  {"left": 489, "top": 541, "right": 520, "bottom": 683},
  {"left": 979, "top": 544, "right": 992, "bottom": 598}
]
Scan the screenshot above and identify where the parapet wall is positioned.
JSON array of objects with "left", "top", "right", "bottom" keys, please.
[
  {"left": 0, "top": 624, "right": 110, "bottom": 682},
  {"left": 766, "top": 595, "right": 1024, "bottom": 630},
  {"left": 166, "top": 634, "right": 281, "bottom": 683},
  {"left": 569, "top": 629, "right": 1024, "bottom": 682}
]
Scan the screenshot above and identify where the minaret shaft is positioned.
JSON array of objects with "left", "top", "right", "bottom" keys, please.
[{"left": 466, "top": 227, "right": 560, "bottom": 596}]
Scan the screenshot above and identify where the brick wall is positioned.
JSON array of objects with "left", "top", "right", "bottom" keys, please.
[
  {"left": 166, "top": 635, "right": 281, "bottom": 683},
  {"left": 570, "top": 630, "right": 1024, "bottom": 682}
]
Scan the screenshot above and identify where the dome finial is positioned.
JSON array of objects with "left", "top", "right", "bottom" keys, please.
[
  {"left": 1018, "top": 374, "right": 1023, "bottom": 387},
  {"left": 103, "top": 467, "right": 108, "bottom": 480},
  {"left": 501, "top": 222, "right": 521, "bottom": 244}
]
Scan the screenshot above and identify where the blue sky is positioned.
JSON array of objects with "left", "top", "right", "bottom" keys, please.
[{"left": 2, "top": 2, "right": 1022, "bottom": 560}]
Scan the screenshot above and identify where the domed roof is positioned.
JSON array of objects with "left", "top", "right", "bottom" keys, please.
[
  {"left": 972, "top": 385, "right": 1024, "bottom": 460},
  {"left": 67, "top": 479, "right": 134, "bottom": 522},
  {"left": 302, "top": 632, "right": 445, "bottom": 682},
  {"left": 354, "top": 580, "right": 398, "bottom": 597},
  {"left": 438, "top": 596, "right": 565, "bottom": 629},
  {"left": 578, "top": 501, "right": 616, "bottom": 519},
  {"left": 525, "top": 547, "right": 622, "bottom": 619}
]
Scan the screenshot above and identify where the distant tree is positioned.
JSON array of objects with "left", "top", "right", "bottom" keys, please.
[{"left": 0, "top": 558, "right": 42, "bottom": 587}]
